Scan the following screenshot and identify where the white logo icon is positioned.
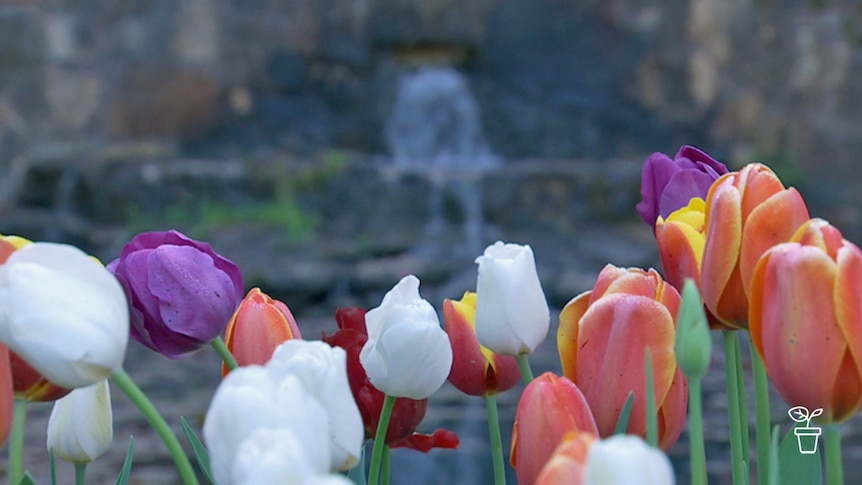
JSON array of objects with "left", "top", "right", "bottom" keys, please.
[{"left": 788, "top": 406, "right": 823, "bottom": 454}]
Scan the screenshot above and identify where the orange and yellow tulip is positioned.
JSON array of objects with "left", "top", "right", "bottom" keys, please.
[
  {"left": 511, "top": 372, "right": 598, "bottom": 485},
  {"left": 655, "top": 197, "right": 706, "bottom": 294},
  {"left": 535, "top": 432, "right": 595, "bottom": 485},
  {"left": 557, "top": 265, "right": 687, "bottom": 450},
  {"left": 700, "top": 163, "right": 810, "bottom": 328},
  {"left": 443, "top": 292, "right": 521, "bottom": 397},
  {"left": 222, "top": 288, "right": 301, "bottom": 375},
  {"left": 750, "top": 218, "right": 862, "bottom": 423}
]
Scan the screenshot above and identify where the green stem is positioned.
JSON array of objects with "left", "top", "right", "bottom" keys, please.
[
  {"left": 735, "top": 336, "right": 750, "bottom": 462},
  {"left": 688, "top": 378, "right": 706, "bottom": 485},
  {"left": 516, "top": 354, "right": 534, "bottom": 385},
  {"left": 645, "top": 349, "right": 658, "bottom": 448},
  {"left": 74, "top": 463, "right": 87, "bottom": 485},
  {"left": 825, "top": 425, "right": 843, "bottom": 485},
  {"left": 723, "top": 331, "right": 747, "bottom": 485},
  {"left": 485, "top": 394, "right": 507, "bottom": 485},
  {"left": 368, "top": 395, "right": 396, "bottom": 485},
  {"left": 111, "top": 369, "right": 199, "bottom": 485},
  {"left": 8, "top": 398, "right": 27, "bottom": 485},
  {"left": 210, "top": 336, "right": 238, "bottom": 371},
  {"left": 381, "top": 446, "right": 391, "bottom": 485},
  {"left": 752, "top": 347, "right": 771, "bottom": 485}
]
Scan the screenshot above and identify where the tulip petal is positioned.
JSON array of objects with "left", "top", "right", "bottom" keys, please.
[
  {"left": 702, "top": 179, "right": 746, "bottom": 326},
  {"left": 576, "top": 294, "right": 676, "bottom": 438},
  {"left": 558, "top": 291, "right": 590, "bottom": 380}
]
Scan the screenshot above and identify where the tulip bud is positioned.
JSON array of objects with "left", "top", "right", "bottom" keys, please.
[
  {"left": 475, "top": 241, "right": 550, "bottom": 356},
  {"left": 107, "top": 230, "right": 244, "bottom": 358},
  {"left": 511, "top": 372, "right": 598, "bottom": 485},
  {"left": 46, "top": 380, "right": 113, "bottom": 464},
  {"left": 360, "top": 275, "right": 453, "bottom": 399},
  {"left": 535, "top": 433, "right": 595, "bottom": 485},
  {"left": 637, "top": 145, "right": 728, "bottom": 228},
  {"left": 222, "top": 287, "right": 301, "bottom": 375},
  {"left": 443, "top": 292, "right": 521, "bottom": 397},
  {"left": 0, "top": 243, "right": 129, "bottom": 389},
  {"left": 557, "top": 265, "right": 687, "bottom": 450},
  {"left": 674, "top": 279, "right": 712, "bottom": 380},
  {"left": 750, "top": 218, "right": 862, "bottom": 423}
]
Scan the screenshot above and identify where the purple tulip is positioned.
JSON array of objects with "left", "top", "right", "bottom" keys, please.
[
  {"left": 636, "top": 145, "right": 729, "bottom": 228},
  {"left": 107, "top": 230, "right": 243, "bottom": 358}
]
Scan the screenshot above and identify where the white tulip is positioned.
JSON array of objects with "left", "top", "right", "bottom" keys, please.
[
  {"left": 232, "top": 428, "right": 354, "bottom": 485},
  {"left": 0, "top": 243, "right": 129, "bottom": 388},
  {"left": 360, "top": 275, "right": 452, "bottom": 399},
  {"left": 204, "top": 367, "right": 332, "bottom": 484},
  {"left": 46, "top": 380, "right": 113, "bottom": 464},
  {"left": 474, "top": 241, "right": 550, "bottom": 355},
  {"left": 268, "top": 340, "right": 363, "bottom": 471},
  {"left": 585, "top": 435, "right": 675, "bottom": 485}
]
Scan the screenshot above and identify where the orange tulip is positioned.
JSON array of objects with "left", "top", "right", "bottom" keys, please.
[
  {"left": 557, "top": 265, "right": 687, "bottom": 450},
  {"left": 655, "top": 197, "right": 706, "bottom": 293},
  {"left": 700, "top": 163, "right": 810, "bottom": 328},
  {"left": 534, "top": 432, "right": 595, "bottom": 485},
  {"left": 443, "top": 292, "right": 521, "bottom": 396},
  {"left": 511, "top": 372, "right": 598, "bottom": 485},
  {"left": 222, "top": 288, "right": 301, "bottom": 375},
  {"left": 750, "top": 218, "right": 862, "bottom": 423}
]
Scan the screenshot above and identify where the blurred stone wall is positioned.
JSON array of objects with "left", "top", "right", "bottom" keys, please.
[{"left": 2, "top": 0, "right": 862, "bottom": 303}]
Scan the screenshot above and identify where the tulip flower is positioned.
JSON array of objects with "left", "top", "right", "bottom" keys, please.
[
  {"left": 0, "top": 236, "right": 71, "bottom": 401},
  {"left": 204, "top": 368, "right": 333, "bottom": 483},
  {"left": 584, "top": 435, "right": 676, "bottom": 484},
  {"left": 536, "top": 434, "right": 675, "bottom": 485},
  {"left": 222, "top": 287, "right": 301, "bottom": 375},
  {"left": 750, "top": 218, "right": 862, "bottom": 423},
  {"left": 46, "top": 380, "right": 113, "bottom": 464},
  {"left": 510, "top": 372, "right": 598, "bottom": 485},
  {"left": 360, "top": 275, "right": 452, "bottom": 400},
  {"left": 557, "top": 265, "right": 687, "bottom": 450},
  {"left": 700, "top": 163, "right": 810, "bottom": 328},
  {"left": 266, "top": 340, "right": 364, "bottom": 471},
  {"left": 0, "top": 243, "right": 129, "bottom": 389},
  {"left": 637, "top": 145, "right": 729, "bottom": 228},
  {"left": 108, "top": 230, "right": 244, "bottom": 358},
  {"left": 323, "top": 307, "right": 459, "bottom": 451},
  {"left": 232, "top": 428, "right": 353, "bottom": 485},
  {"left": 443, "top": 292, "right": 521, "bottom": 396},
  {"left": 474, "top": 241, "right": 550, "bottom": 356}
]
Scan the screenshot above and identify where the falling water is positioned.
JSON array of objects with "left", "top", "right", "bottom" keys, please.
[{"left": 384, "top": 66, "right": 499, "bottom": 257}]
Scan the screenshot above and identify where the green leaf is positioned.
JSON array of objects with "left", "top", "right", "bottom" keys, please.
[
  {"left": 614, "top": 391, "right": 635, "bottom": 435},
  {"left": 181, "top": 416, "right": 214, "bottom": 484},
  {"left": 18, "top": 471, "right": 36, "bottom": 485},
  {"left": 777, "top": 422, "right": 822, "bottom": 485},
  {"left": 115, "top": 435, "right": 135, "bottom": 485},
  {"left": 768, "top": 426, "right": 780, "bottom": 485}
]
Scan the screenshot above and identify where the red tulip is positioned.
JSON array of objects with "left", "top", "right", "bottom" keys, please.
[
  {"left": 700, "top": 163, "right": 810, "bottom": 328},
  {"left": 557, "top": 265, "right": 687, "bottom": 450},
  {"left": 750, "top": 218, "right": 862, "bottom": 423},
  {"left": 511, "top": 372, "right": 598, "bottom": 485},
  {"left": 222, "top": 288, "right": 301, "bottom": 375},
  {"left": 443, "top": 292, "right": 520, "bottom": 397},
  {"left": 322, "top": 308, "right": 458, "bottom": 452}
]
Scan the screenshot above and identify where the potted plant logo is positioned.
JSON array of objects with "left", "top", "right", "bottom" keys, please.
[{"left": 788, "top": 406, "right": 823, "bottom": 454}]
